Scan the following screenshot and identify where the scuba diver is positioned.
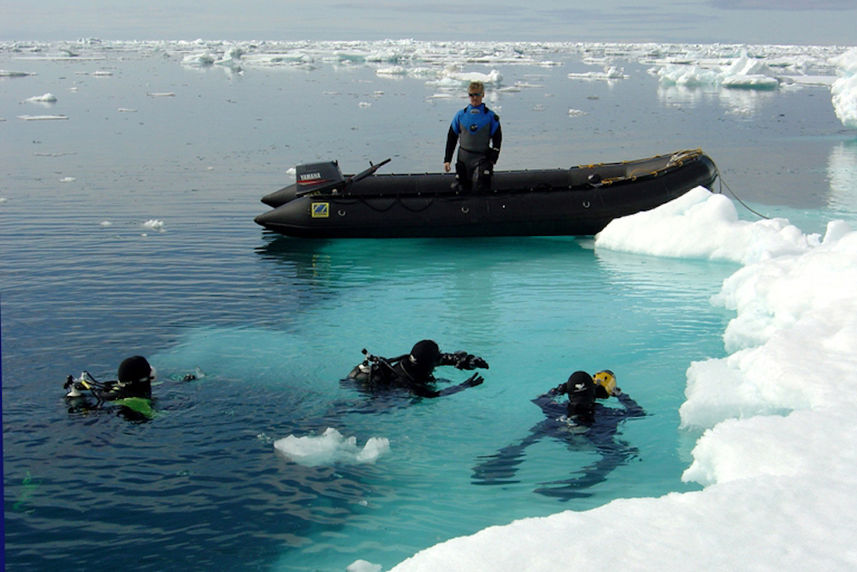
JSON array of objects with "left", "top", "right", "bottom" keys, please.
[
  {"left": 345, "top": 339, "right": 489, "bottom": 398},
  {"left": 443, "top": 80, "right": 502, "bottom": 192},
  {"left": 471, "top": 369, "right": 645, "bottom": 500},
  {"left": 64, "top": 355, "right": 158, "bottom": 420}
]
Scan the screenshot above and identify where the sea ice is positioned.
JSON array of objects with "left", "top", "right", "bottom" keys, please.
[
  {"left": 391, "top": 185, "right": 857, "bottom": 572},
  {"left": 142, "top": 219, "right": 165, "bottom": 232},
  {"left": 831, "top": 47, "right": 857, "bottom": 128},
  {"left": 16, "top": 114, "right": 68, "bottom": 120},
  {"left": 274, "top": 427, "right": 390, "bottom": 467},
  {"left": 24, "top": 93, "right": 57, "bottom": 103}
]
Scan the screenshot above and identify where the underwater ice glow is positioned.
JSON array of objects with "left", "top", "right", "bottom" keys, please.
[{"left": 391, "top": 190, "right": 857, "bottom": 571}]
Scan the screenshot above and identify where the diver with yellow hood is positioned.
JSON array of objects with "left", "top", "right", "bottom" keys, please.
[{"left": 472, "top": 369, "right": 644, "bottom": 500}]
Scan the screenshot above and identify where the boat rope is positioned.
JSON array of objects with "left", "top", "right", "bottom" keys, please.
[
  {"left": 358, "top": 195, "right": 437, "bottom": 213},
  {"left": 715, "top": 166, "right": 771, "bottom": 220},
  {"left": 395, "top": 196, "right": 437, "bottom": 213},
  {"left": 357, "top": 197, "right": 399, "bottom": 213}
]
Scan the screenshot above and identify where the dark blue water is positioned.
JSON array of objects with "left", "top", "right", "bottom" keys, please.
[{"left": 3, "top": 41, "right": 854, "bottom": 571}]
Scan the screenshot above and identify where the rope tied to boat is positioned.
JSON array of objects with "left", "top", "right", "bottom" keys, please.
[
  {"left": 713, "top": 163, "right": 771, "bottom": 220},
  {"left": 355, "top": 194, "right": 437, "bottom": 214}
]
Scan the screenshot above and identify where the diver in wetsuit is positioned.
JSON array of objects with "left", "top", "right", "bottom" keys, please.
[
  {"left": 471, "top": 370, "right": 645, "bottom": 500},
  {"left": 345, "top": 339, "right": 488, "bottom": 398},
  {"left": 443, "top": 80, "right": 502, "bottom": 192},
  {"left": 64, "top": 355, "right": 157, "bottom": 419}
]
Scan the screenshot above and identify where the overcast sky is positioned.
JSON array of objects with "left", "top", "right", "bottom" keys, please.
[{"left": 3, "top": 0, "right": 856, "bottom": 45}]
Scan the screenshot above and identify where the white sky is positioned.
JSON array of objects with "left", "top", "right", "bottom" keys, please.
[{"left": 2, "top": 0, "right": 856, "bottom": 45}]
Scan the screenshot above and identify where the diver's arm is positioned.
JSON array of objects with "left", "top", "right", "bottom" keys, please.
[
  {"left": 411, "top": 385, "right": 441, "bottom": 398},
  {"left": 425, "top": 372, "right": 484, "bottom": 398},
  {"left": 615, "top": 391, "right": 645, "bottom": 417},
  {"left": 531, "top": 386, "right": 566, "bottom": 417},
  {"left": 439, "top": 351, "right": 489, "bottom": 370}
]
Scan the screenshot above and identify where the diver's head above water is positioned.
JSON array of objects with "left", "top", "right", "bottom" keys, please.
[
  {"left": 404, "top": 339, "right": 442, "bottom": 379},
  {"left": 564, "top": 370, "right": 596, "bottom": 420},
  {"left": 117, "top": 355, "right": 156, "bottom": 398}
]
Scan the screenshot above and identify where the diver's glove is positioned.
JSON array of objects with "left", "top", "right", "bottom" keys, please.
[
  {"left": 548, "top": 383, "right": 567, "bottom": 396},
  {"left": 463, "top": 372, "right": 484, "bottom": 387},
  {"left": 487, "top": 147, "right": 500, "bottom": 164},
  {"left": 451, "top": 351, "right": 489, "bottom": 370}
]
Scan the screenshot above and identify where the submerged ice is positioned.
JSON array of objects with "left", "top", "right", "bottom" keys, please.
[{"left": 391, "top": 190, "right": 857, "bottom": 571}]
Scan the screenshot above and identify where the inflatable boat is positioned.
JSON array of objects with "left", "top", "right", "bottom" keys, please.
[{"left": 254, "top": 149, "right": 718, "bottom": 238}]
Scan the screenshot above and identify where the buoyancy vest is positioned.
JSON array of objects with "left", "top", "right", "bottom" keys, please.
[{"left": 452, "top": 104, "right": 499, "bottom": 153}]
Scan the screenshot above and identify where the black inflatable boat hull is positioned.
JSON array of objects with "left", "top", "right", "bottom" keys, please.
[{"left": 255, "top": 150, "right": 718, "bottom": 239}]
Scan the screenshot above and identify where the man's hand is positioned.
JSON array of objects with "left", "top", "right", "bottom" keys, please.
[{"left": 452, "top": 351, "right": 489, "bottom": 370}]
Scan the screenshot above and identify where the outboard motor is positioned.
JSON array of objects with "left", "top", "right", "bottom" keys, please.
[
  {"left": 260, "top": 158, "right": 390, "bottom": 209},
  {"left": 261, "top": 161, "right": 345, "bottom": 208},
  {"left": 296, "top": 161, "right": 344, "bottom": 194}
]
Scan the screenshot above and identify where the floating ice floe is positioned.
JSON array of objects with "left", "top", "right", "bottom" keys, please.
[
  {"left": 347, "top": 560, "right": 383, "bottom": 572},
  {"left": 142, "top": 219, "right": 165, "bottom": 232},
  {"left": 595, "top": 187, "right": 819, "bottom": 265},
  {"left": 435, "top": 67, "right": 503, "bottom": 88},
  {"left": 274, "top": 427, "right": 390, "bottom": 467},
  {"left": 831, "top": 47, "right": 857, "bottom": 129},
  {"left": 24, "top": 93, "right": 57, "bottom": 103},
  {"left": 75, "top": 70, "right": 113, "bottom": 77},
  {"left": 213, "top": 45, "right": 245, "bottom": 72},
  {"left": 147, "top": 92, "right": 175, "bottom": 97},
  {"left": 651, "top": 64, "right": 721, "bottom": 88},
  {"left": 651, "top": 52, "right": 781, "bottom": 90},
  {"left": 376, "top": 65, "right": 407, "bottom": 76},
  {"left": 720, "top": 55, "right": 781, "bottom": 89},
  {"left": 1, "top": 69, "right": 36, "bottom": 77},
  {"left": 182, "top": 52, "right": 216, "bottom": 67},
  {"left": 59, "top": 177, "right": 75, "bottom": 183},
  {"left": 17, "top": 114, "right": 68, "bottom": 121},
  {"left": 568, "top": 66, "right": 627, "bottom": 81}
]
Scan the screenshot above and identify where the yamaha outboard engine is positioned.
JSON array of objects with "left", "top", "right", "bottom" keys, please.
[
  {"left": 296, "top": 161, "right": 344, "bottom": 193},
  {"left": 260, "top": 161, "right": 344, "bottom": 208}
]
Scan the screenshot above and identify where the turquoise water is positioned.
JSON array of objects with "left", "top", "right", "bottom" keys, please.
[
  {"left": 2, "top": 42, "right": 854, "bottom": 570},
  {"left": 168, "top": 237, "right": 735, "bottom": 570}
]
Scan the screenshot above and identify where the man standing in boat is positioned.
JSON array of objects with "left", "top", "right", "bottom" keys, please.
[{"left": 443, "top": 80, "right": 502, "bottom": 192}]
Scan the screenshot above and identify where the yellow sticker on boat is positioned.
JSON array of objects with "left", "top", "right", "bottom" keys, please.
[{"left": 311, "top": 202, "right": 329, "bottom": 218}]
